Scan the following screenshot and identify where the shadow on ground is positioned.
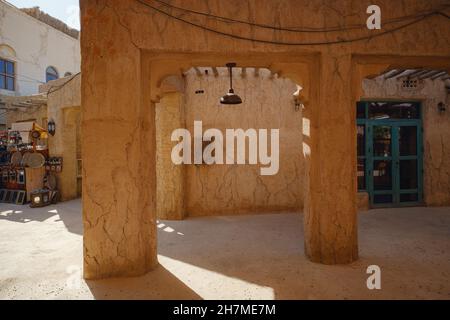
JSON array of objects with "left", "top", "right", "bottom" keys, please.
[
  {"left": 1, "top": 198, "right": 448, "bottom": 299},
  {"left": 156, "top": 208, "right": 450, "bottom": 299},
  {"left": 86, "top": 264, "right": 201, "bottom": 300},
  {"left": 0, "top": 199, "right": 82, "bottom": 235}
]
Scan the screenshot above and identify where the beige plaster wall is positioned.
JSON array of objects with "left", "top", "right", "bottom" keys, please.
[
  {"left": 80, "top": 0, "right": 450, "bottom": 278},
  {"left": 362, "top": 77, "right": 450, "bottom": 206},
  {"left": 6, "top": 104, "right": 47, "bottom": 129},
  {"left": 44, "top": 75, "right": 81, "bottom": 201},
  {"left": 156, "top": 92, "right": 185, "bottom": 220},
  {"left": 182, "top": 68, "right": 303, "bottom": 216}
]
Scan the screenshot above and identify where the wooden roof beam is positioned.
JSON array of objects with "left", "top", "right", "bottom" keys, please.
[
  {"left": 193, "top": 67, "right": 203, "bottom": 77},
  {"left": 419, "top": 70, "right": 443, "bottom": 80},
  {"left": 241, "top": 67, "right": 247, "bottom": 78},
  {"left": 384, "top": 69, "right": 406, "bottom": 79},
  {"left": 430, "top": 71, "right": 448, "bottom": 80},
  {"left": 406, "top": 69, "right": 429, "bottom": 79},
  {"left": 212, "top": 67, "right": 219, "bottom": 77}
]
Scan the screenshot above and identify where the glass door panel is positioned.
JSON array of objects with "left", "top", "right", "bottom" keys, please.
[
  {"left": 373, "top": 126, "right": 392, "bottom": 157},
  {"left": 357, "top": 125, "right": 366, "bottom": 190},
  {"left": 399, "top": 126, "right": 417, "bottom": 156},
  {"left": 372, "top": 125, "right": 395, "bottom": 205},
  {"left": 400, "top": 160, "right": 418, "bottom": 189},
  {"left": 400, "top": 194, "right": 419, "bottom": 202},
  {"left": 373, "top": 160, "right": 393, "bottom": 191},
  {"left": 374, "top": 194, "right": 393, "bottom": 204},
  {"left": 357, "top": 101, "right": 423, "bottom": 208},
  {"left": 357, "top": 125, "right": 365, "bottom": 157},
  {"left": 398, "top": 125, "right": 421, "bottom": 204},
  {"left": 357, "top": 158, "right": 366, "bottom": 190}
]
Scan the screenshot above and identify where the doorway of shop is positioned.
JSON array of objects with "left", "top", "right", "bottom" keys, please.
[{"left": 357, "top": 101, "right": 423, "bottom": 207}]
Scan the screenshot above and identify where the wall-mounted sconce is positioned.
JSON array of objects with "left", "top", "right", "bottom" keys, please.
[
  {"left": 293, "top": 85, "right": 304, "bottom": 112},
  {"left": 294, "top": 98, "right": 302, "bottom": 112},
  {"left": 48, "top": 119, "right": 56, "bottom": 136},
  {"left": 438, "top": 102, "right": 446, "bottom": 113}
]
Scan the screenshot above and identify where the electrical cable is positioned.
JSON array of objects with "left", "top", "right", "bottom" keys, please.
[
  {"left": 1, "top": 73, "right": 45, "bottom": 84},
  {"left": 136, "top": 0, "right": 446, "bottom": 46},
  {"left": 14, "top": 73, "right": 46, "bottom": 84},
  {"left": 148, "top": 0, "right": 450, "bottom": 33},
  {"left": 46, "top": 72, "right": 81, "bottom": 96},
  {"left": 438, "top": 11, "right": 450, "bottom": 19}
]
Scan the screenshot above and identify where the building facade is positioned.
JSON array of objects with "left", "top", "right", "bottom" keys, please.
[
  {"left": 360, "top": 74, "right": 450, "bottom": 208},
  {"left": 79, "top": 0, "right": 450, "bottom": 280},
  {"left": 0, "top": 0, "right": 80, "bottom": 127}
]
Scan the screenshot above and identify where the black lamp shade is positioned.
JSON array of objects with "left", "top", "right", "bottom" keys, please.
[
  {"left": 220, "top": 89, "right": 242, "bottom": 105},
  {"left": 220, "top": 63, "right": 242, "bottom": 105}
]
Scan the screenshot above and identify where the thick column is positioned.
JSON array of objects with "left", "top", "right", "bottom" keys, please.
[
  {"left": 303, "top": 54, "right": 358, "bottom": 264},
  {"left": 156, "top": 92, "right": 186, "bottom": 220},
  {"left": 80, "top": 1, "right": 157, "bottom": 279}
]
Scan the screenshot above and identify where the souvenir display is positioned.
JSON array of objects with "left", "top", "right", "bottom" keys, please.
[
  {"left": 45, "top": 174, "right": 57, "bottom": 191},
  {"left": 21, "top": 152, "right": 32, "bottom": 167},
  {"left": 10, "top": 151, "right": 22, "bottom": 166},
  {"left": 45, "top": 157, "right": 63, "bottom": 172},
  {"left": 27, "top": 153, "right": 46, "bottom": 169},
  {"left": 0, "top": 122, "right": 62, "bottom": 206}
]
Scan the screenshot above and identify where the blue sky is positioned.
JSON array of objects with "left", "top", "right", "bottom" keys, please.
[{"left": 7, "top": 0, "right": 80, "bottom": 30}]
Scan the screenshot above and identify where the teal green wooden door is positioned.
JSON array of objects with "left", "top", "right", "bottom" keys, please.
[
  {"left": 357, "top": 101, "right": 423, "bottom": 207},
  {"left": 368, "top": 123, "right": 423, "bottom": 206}
]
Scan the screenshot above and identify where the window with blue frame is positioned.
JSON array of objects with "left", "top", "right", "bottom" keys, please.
[
  {"left": 46, "top": 66, "right": 59, "bottom": 82},
  {"left": 0, "top": 58, "right": 15, "bottom": 91}
]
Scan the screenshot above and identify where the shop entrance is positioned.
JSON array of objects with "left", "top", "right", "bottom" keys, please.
[{"left": 357, "top": 101, "right": 423, "bottom": 207}]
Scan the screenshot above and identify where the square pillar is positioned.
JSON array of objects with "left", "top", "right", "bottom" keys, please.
[
  {"left": 80, "top": 1, "right": 157, "bottom": 279},
  {"left": 156, "top": 92, "right": 186, "bottom": 220},
  {"left": 303, "top": 54, "right": 358, "bottom": 264}
]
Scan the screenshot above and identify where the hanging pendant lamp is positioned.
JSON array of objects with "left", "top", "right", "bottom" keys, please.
[{"left": 220, "top": 63, "right": 242, "bottom": 105}]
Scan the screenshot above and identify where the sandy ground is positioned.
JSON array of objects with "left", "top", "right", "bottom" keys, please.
[{"left": 0, "top": 199, "right": 449, "bottom": 300}]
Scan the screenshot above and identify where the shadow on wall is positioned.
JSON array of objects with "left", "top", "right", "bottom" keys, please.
[
  {"left": 0, "top": 199, "right": 82, "bottom": 235},
  {"left": 86, "top": 264, "right": 201, "bottom": 300}
]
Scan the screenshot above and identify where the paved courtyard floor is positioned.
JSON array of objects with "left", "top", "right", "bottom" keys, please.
[{"left": 0, "top": 199, "right": 449, "bottom": 299}]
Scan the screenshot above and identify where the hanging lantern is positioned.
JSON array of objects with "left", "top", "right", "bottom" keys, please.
[
  {"left": 48, "top": 119, "right": 56, "bottom": 136},
  {"left": 220, "top": 63, "right": 242, "bottom": 105}
]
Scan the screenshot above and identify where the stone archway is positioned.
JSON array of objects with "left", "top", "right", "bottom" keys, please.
[
  {"left": 82, "top": 51, "right": 360, "bottom": 280},
  {"left": 80, "top": 0, "right": 450, "bottom": 280},
  {"left": 155, "top": 66, "right": 306, "bottom": 220}
]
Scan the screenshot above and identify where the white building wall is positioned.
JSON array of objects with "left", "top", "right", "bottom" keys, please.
[{"left": 0, "top": 0, "right": 80, "bottom": 97}]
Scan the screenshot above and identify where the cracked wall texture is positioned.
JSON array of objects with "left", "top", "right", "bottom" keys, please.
[
  {"left": 183, "top": 68, "right": 303, "bottom": 216},
  {"left": 363, "top": 78, "right": 450, "bottom": 206},
  {"left": 156, "top": 92, "right": 185, "bottom": 220},
  {"left": 80, "top": 0, "right": 450, "bottom": 278}
]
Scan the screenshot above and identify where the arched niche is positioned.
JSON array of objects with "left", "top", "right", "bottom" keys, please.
[{"left": 0, "top": 44, "right": 17, "bottom": 61}]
